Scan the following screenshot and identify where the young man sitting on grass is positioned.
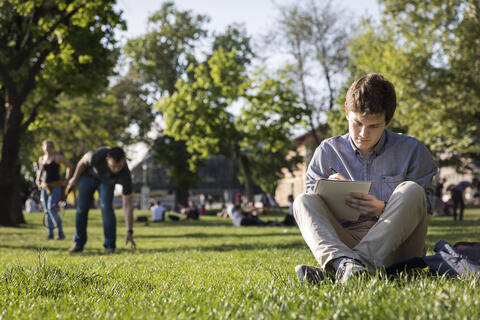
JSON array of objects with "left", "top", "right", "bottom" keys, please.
[{"left": 294, "top": 74, "right": 437, "bottom": 284}]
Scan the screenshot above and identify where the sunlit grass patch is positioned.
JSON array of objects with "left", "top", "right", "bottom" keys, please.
[{"left": 0, "top": 207, "right": 479, "bottom": 319}]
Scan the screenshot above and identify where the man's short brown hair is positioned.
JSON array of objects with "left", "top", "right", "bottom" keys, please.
[{"left": 345, "top": 73, "right": 396, "bottom": 124}]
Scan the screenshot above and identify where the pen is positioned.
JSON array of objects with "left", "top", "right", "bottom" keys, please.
[{"left": 330, "top": 168, "right": 337, "bottom": 174}]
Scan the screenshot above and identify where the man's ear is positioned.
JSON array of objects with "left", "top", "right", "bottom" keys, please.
[{"left": 345, "top": 104, "right": 349, "bottom": 120}]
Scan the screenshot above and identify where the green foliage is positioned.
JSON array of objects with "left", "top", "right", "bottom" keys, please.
[
  {"left": 211, "top": 24, "right": 254, "bottom": 67},
  {"left": 161, "top": 48, "right": 246, "bottom": 162},
  {"left": 161, "top": 46, "right": 307, "bottom": 196},
  {"left": 239, "top": 71, "right": 307, "bottom": 194},
  {"left": 24, "top": 74, "right": 154, "bottom": 168},
  {"left": 344, "top": 1, "right": 480, "bottom": 171},
  {"left": 124, "top": 2, "right": 209, "bottom": 203},
  {"left": 326, "top": 108, "right": 348, "bottom": 137},
  {"left": 0, "top": 0, "right": 123, "bottom": 117},
  {"left": 0, "top": 0, "right": 124, "bottom": 226},
  {"left": 123, "top": 1, "right": 208, "bottom": 96},
  {"left": 1, "top": 208, "right": 480, "bottom": 318},
  {"left": 151, "top": 134, "right": 202, "bottom": 205}
]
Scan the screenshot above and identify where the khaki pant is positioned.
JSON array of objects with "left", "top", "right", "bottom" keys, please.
[{"left": 293, "top": 181, "right": 428, "bottom": 271}]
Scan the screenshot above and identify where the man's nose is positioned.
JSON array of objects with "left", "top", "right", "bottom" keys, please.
[{"left": 359, "top": 126, "right": 367, "bottom": 137}]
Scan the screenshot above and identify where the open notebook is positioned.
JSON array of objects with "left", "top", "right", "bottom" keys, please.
[{"left": 314, "top": 179, "right": 372, "bottom": 221}]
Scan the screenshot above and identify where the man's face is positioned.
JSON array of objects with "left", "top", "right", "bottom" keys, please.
[
  {"left": 106, "top": 157, "right": 126, "bottom": 174},
  {"left": 346, "top": 109, "right": 388, "bottom": 156}
]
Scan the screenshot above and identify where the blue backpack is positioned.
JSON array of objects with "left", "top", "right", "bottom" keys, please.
[{"left": 386, "top": 240, "right": 480, "bottom": 277}]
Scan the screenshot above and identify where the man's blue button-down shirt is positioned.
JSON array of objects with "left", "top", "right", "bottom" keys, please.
[{"left": 306, "top": 130, "right": 437, "bottom": 213}]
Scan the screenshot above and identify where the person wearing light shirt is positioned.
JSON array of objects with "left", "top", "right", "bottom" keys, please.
[
  {"left": 151, "top": 201, "right": 166, "bottom": 222},
  {"left": 294, "top": 74, "right": 437, "bottom": 284}
]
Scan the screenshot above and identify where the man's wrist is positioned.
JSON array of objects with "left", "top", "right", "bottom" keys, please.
[{"left": 381, "top": 201, "right": 387, "bottom": 214}]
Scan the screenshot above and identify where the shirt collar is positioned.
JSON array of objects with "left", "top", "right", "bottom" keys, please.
[{"left": 348, "top": 130, "right": 387, "bottom": 157}]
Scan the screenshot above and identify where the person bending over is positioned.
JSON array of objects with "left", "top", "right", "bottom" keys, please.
[
  {"left": 294, "top": 74, "right": 437, "bottom": 284},
  {"left": 66, "top": 147, "right": 136, "bottom": 254}
]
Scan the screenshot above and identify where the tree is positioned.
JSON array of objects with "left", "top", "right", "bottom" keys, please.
[
  {"left": 27, "top": 75, "right": 153, "bottom": 166},
  {"left": 331, "top": 0, "right": 480, "bottom": 171},
  {"left": 16, "top": 73, "right": 153, "bottom": 207},
  {"left": 238, "top": 68, "right": 306, "bottom": 196},
  {"left": 160, "top": 48, "right": 306, "bottom": 201},
  {"left": 0, "top": 0, "right": 123, "bottom": 226},
  {"left": 123, "top": 1, "right": 208, "bottom": 206},
  {"left": 266, "top": 0, "right": 352, "bottom": 145},
  {"left": 151, "top": 135, "right": 201, "bottom": 207},
  {"left": 124, "top": 1, "right": 208, "bottom": 98}
]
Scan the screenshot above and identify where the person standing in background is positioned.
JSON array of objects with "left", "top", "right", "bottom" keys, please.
[
  {"left": 449, "top": 178, "right": 479, "bottom": 221},
  {"left": 36, "top": 139, "right": 71, "bottom": 240}
]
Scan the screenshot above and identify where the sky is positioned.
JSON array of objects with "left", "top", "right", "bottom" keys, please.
[
  {"left": 114, "top": 0, "right": 381, "bottom": 167},
  {"left": 115, "top": 0, "right": 380, "bottom": 41}
]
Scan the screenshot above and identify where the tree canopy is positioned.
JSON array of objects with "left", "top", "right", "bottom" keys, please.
[
  {"left": 123, "top": 1, "right": 208, "bottom": 206},
  {"left": 26, "top": 75, "right": 153, "bottom": 166},
  {"left": 0, "top": 0, "right": 123, "bottom": 226},
  {"left": 329, "top": 0, "right": 480, "bottom": 171},
  {"left": 160, "top": 47, "right": 306, "bottom": 200}
]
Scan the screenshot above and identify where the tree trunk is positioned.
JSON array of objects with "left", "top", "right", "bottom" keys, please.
[
  {"left": 12, "top": 164, "right": 25, "bottom": 224},
  {"left": 0, "top": 99, "right": 25, "bottom": 226},
  {"left": 235, "top": 145, "right": 254, "bottom": 202},
  {"left": 175, "top": 188, "right": 189, "bottom": 209}
]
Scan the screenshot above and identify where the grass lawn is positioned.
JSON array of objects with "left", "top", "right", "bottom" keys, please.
[{"left": 1, "top": 207, "right": 480, "bottom": 319}]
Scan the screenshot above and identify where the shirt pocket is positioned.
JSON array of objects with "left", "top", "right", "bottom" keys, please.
[{"left": 380, "top": 175, "right": 404, "bottom": 200}]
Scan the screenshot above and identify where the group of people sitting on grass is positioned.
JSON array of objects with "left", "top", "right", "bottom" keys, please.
[
  {"left": 222, "top": 196, "right": 296, "bottom": 227},
  {"left": 153, "top": 196, "right": 297, "bottom": 227}
]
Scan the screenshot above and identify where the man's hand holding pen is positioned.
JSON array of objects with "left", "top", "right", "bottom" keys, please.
[
  {"left": 328, "top": 167, "right": 385, "bottom": 217},
  {"left": 328, "top": 167, "right": 348, "bottom": 181}
]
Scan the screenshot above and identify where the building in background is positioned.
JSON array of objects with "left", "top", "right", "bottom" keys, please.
[{"left": 129, "top": 153, "right": 245, "bottom": 208}]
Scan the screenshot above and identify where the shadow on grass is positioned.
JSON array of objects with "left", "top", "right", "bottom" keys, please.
[
  {"left": 0, "top": 245, "right": 73, "bottom": 253},
  {"left": 155, "top": 219, "right": 284, "bottom": 228},
  {"left": 130, "top": 240, "right": 307, "bottom": 254},
  {"left": 1, "top": 222, "right": 43, "bottom": 230},
  {"left": 425, "top": 216, "right": 480, "bottom": 248},
  {"left": 134, "top": 230, "right": 298, "bottom": 239},
  {"left": 0, "top": 240, "right": 307, "bottom": 255},
  {"left": 429, "top": 218, "right": 480, "bottom": 228}
]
